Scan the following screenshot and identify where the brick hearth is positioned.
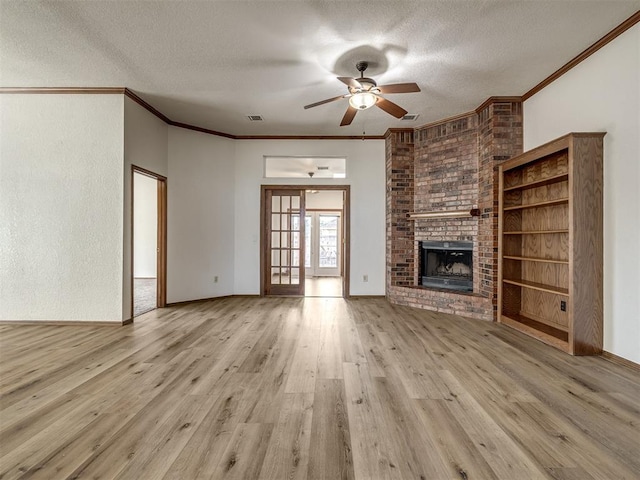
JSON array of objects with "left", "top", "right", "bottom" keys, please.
[{"left": 385, "top": 99, "right": 522, "bottom": 321}]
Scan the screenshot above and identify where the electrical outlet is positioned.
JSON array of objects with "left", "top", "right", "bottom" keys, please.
[
  {"left": 214, "top": 276, "right": 219, "bottom": 283},
  {"left": 363, "top": 274, "right": 368, "bottom": 282},
  {"left": 560, "top": 300, "right": 566, "bottom": 312}
]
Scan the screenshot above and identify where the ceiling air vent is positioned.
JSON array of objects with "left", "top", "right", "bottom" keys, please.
[
  {"left": 247, "top": 115, "right": 263, "bottom": 121},
  {"left": 401, "top": 114, "right": 420, "bottom": 121},
  {"left": 317, "top": 166, "right": 330, "bottom": 171}
]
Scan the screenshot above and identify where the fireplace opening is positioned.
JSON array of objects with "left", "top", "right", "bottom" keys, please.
[{"left": 419, "top": 241, "right": 473, "bottom": 292}]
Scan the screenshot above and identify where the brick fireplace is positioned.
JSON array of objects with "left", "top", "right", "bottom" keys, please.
[{"left": 386, "top": 99, "right": 522, "bottom": 321}]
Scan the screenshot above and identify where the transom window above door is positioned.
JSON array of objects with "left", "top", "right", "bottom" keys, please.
[{"left": 264, "top": 156, "right": 346, "bottom": 179}]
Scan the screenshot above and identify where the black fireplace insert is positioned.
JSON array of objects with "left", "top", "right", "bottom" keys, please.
[{"left": 419, "top": 241, "right": 473, "bottom": 292}]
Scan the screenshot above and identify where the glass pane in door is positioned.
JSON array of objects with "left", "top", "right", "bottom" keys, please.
[
  {"left": 319, "top": 214, "right": 338, "bottom": 268},
  {"left": 305, "top": 215, "right": 312, "bottom": 269},
  {"left": 265, "top": 189, "right": 305, "bottom": 295}
]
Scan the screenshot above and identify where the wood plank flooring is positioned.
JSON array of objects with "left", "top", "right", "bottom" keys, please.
[
  {"left": 304, "top": 277, "right": 342, "bottom": 298},
  {"left": 0, "top": 297, "right": 639, "bottom": 479}
]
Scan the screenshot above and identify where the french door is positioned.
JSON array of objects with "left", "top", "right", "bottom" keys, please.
[
  {"left": 263, "top": 188, "right": 306, "bottom": 295},
  {"left": 261, "top": 185, "right": 350, "bottom": 298},
  {"left": 305, "top": 212, "right": 341, "bottom": 277}
]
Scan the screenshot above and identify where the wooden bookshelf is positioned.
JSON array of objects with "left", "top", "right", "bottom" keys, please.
[
  {"left": 503, "top": 172, "right": 569, "bottom": 192},
  {"left": 502, "top": 278, "right": 569, "bottom": 296},
  {"left": 498, "top": 132, "right": 604, "bottom": 355},
  {"left": 503, "top": 255, "right": 569, "bottom": 265},
  {"left": 502, "top": 198, "right": 569, "bottom": 211},
  {"left": 503, "top": 230, "right": 569, "bottom": 235}
]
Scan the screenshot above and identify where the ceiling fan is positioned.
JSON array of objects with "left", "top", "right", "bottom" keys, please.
[{"left": 304, "top": 61, "right": 420, "bottom": 126}]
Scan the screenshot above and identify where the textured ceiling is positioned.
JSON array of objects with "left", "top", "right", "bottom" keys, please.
[{"left": 1, "top": 1, "right": 639, "bottom": 136}]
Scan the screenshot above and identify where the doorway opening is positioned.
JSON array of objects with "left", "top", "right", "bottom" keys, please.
[
  {"left": 304, "top": 190, "right": 344, "bottom": 297},
  {"left": 261, "top": 185, "right": 350, "bottom": 298},
  {"left": 132, "top": 166, "right": 167, "bottom": 317}
]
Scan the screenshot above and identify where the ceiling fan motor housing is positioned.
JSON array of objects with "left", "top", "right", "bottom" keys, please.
[
  {"left": 349, "top": 78, "right": 378, "bottom": 94},
  {"left": 303, "top": 59, "right": 418, "bottom": 125},
  {"left": 356, "top": 61, "right": 369, "bottom": 73}
]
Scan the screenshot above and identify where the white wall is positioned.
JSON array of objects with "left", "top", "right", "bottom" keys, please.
[
  {"left": 523, "top": 24, "right": 640, "bottom": 363},
  {"left": 233, "top": 139, "right": 386, "bottom": 296},
  {"left": 167, "top": 127, "right": 236, "bottom": 302},
  {"left": 0, "top": 94, "right": 125, "bottom": 321},
  {"left": 133, "top": 173, "right": 158, "bottom": 278},
  {"left": 123, "top": 96, "right": 168, "bottom": 318}
]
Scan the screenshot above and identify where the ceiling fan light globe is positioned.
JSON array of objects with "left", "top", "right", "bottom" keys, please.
[{"left": 349, "top": 92, "right": 377, "bottom": 110}]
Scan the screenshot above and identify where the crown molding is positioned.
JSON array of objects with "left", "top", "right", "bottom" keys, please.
[
  {"left": 522, "top": 9, "right": 640, "bottom": 101},
  {"left": 413, "top": 111, "right": 477, "bottom": 132},
  {"left": 235, "top": 134, "right": 385, "bottom": 140},
  {"left": 126, "top": 88, "right": 384, "bottom": 140},
  {"left": 474, "top": 96, "right": 523, "bottom": 114},
  {"left": 0, "top": 87, "right": 125, "bottom": 94},
  {"left": 2, "top": 12, "right": 637, "bottom": 139},
  {"left": 124, "top": 88, "right": 172, "bottom": 123},
  {"left": 383, "top": 128, "right": 414, "bottom": 139},
  {"left": 168, "top": 120, "right": 236, "bottom": 139}
]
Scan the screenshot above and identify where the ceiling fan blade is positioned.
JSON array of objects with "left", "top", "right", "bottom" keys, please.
[
  {"left": 376, "top": 97, "right": 408, "bottom": 119},
  {"left": 304, "top": 94, "right": 347, "bottom": 109},
  {"left": 338, "top": 77, "right": 362, "bottom": 89},
  {"left": 340, "top": 105, "right": 358, "bottom": 126},
  {"left": 377, "top": 83, "right": 421, "bottom": 94}
]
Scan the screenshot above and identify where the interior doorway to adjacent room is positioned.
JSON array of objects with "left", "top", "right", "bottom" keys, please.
[
  {"left": 304, "top": 190, "right": 344, "bottom": 297},
  {"left": 132, "top": 167, "right": 167, "bottom": 317},
  {"left": 261, "top": 185, "right": 349, "bottom": 298}
]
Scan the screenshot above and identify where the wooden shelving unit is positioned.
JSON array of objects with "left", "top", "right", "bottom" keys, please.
[
  {"left": 498, "top": 132, "right": 604, "bottom": 355},
  {"left": 502, "top": 197, "right": 569, "bottom": 211}
]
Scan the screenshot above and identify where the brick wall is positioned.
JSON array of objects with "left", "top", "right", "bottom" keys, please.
[
  {"left": 385, "top": 100, "right": 522, "bottom": 321},
  {"left": 477, "top": 101, "right": 523, "bottom": 310},
  {"left": 385, "top": 129, "right": 414, "bottom": 288}
]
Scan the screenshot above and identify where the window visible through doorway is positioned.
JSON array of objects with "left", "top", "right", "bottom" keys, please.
[{"left": 305, "top": 212, "right": 341, "bottom": 277}]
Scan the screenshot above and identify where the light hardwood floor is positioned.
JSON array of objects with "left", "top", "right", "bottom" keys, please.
[
  {"left": 0, "top": 297, "right": 638, "bottom": 479},
  {"left": 305, "top": 277, "right": 342, "bottom": 297}
]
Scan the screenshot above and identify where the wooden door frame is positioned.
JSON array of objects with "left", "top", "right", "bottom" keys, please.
[
  {"left": 131, "top": 166, "right": 167, "bottom": 317},
  {"left": 260, "top": 185, "right": 350, "bottom": 298}
]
